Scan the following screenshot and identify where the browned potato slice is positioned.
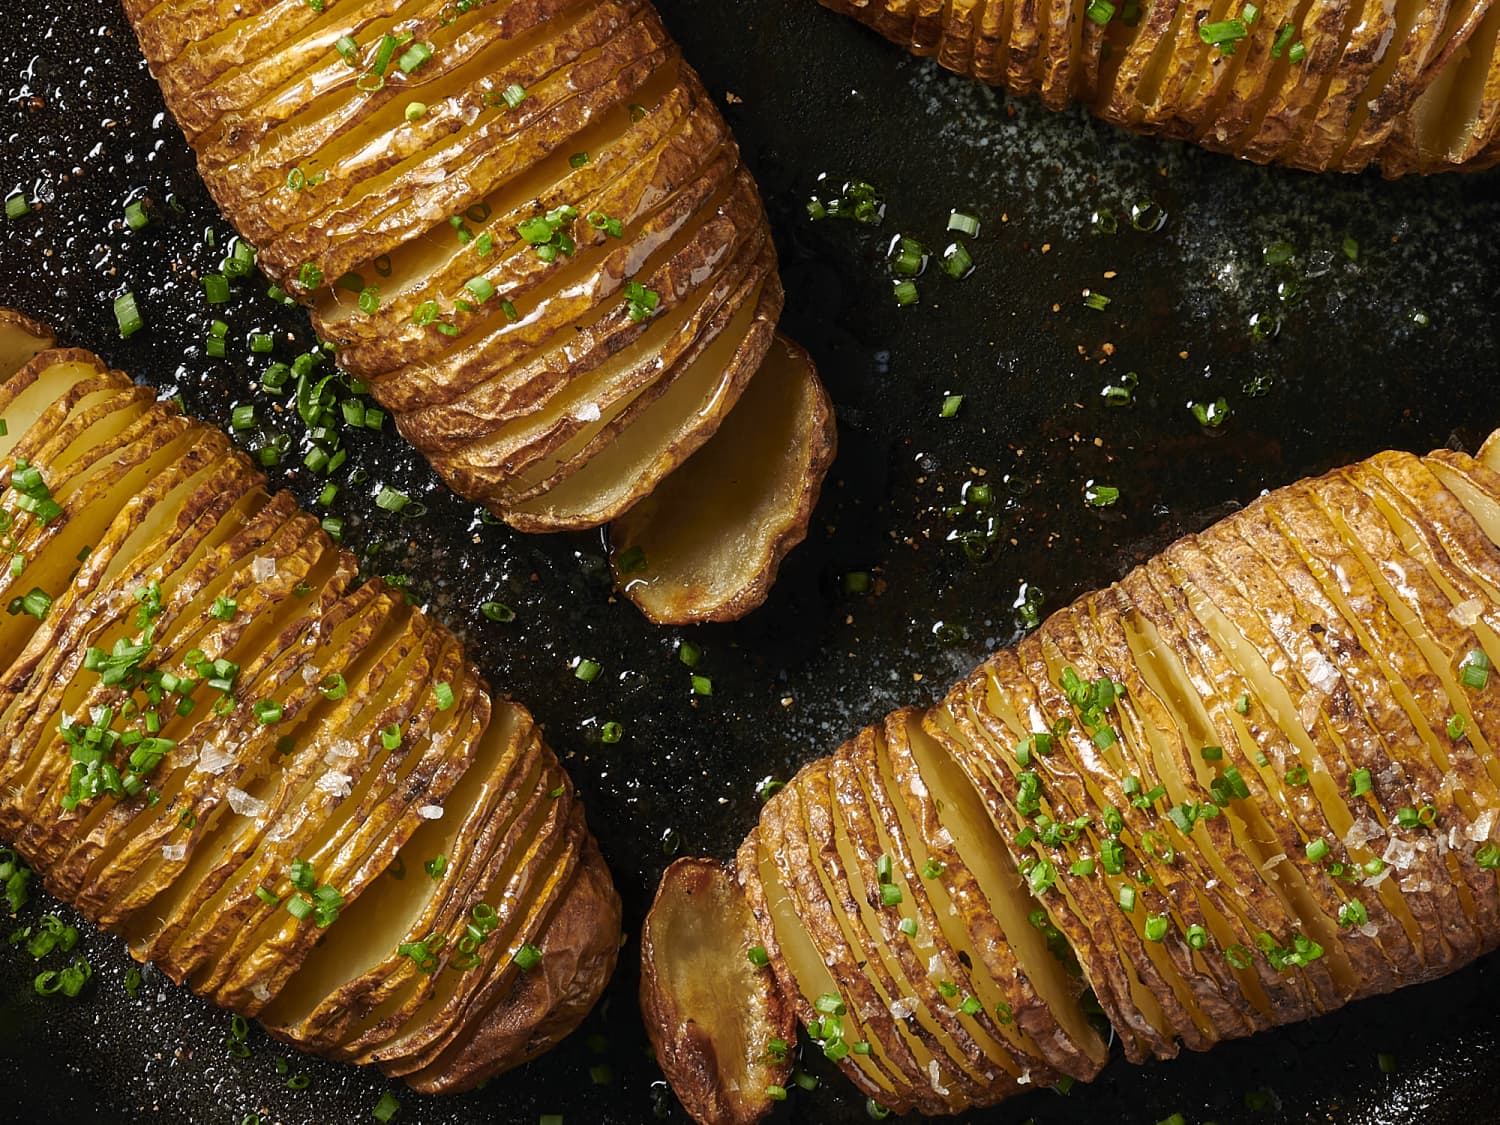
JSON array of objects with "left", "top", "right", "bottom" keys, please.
[
  {"left": 0, "top": 339, "right": 620, "bottom": 1093},
  {"left": 609, "top": 334, "right": 835, "bottom": 623},
  {"left": 817, "top": 0, "right": 1500, "bottom": 173},
  {"left": 640, "top": 858, "right": 796, "bottom": 1125},
  {"left": 0, "top": 309, "right": 54, "bottom": 379},
  {"left": 127, "top": 0, "right": 834, "bottom": 622}
]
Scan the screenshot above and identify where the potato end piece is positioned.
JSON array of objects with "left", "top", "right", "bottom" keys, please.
[
  {"left": 610, "top": 334, "right": 836, "bottom": 624},
  {"left": 641, "top": 857, "right": 795, "bottom": 1125},
  {"left": 400, "top": 833, "right": 622, "bottom": 1095},
  {"left": 0, "top": 308, "right": 56, "bottom": 379},
  {"left": 1479, "top": 427, "right": 1500, "bottom": 473}
]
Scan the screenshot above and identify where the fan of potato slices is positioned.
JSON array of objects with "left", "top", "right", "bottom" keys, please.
[
  {"left": 644, "top": 424, "right": 1500, "bottom": 1122},
  {"left": 0, "top": 311, "right": 621, "bottom": 1095},
  {"left": 818, "top": 0, "right": 1500, "bottom": 174},
  {"left": 123, "top": 0, "right": 836, "bottom": 624}
]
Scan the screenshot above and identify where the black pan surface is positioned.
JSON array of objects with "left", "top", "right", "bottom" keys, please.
[{"left": 3, "top": 2, "right": 1500, "bottom": 1123}]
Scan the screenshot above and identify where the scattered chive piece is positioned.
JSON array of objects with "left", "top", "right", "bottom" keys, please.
[
  {"left": 946, "top": 209, "right": 981, "bottom": 236},
  {"left": 398, "top": 42, "right": 433, "bottom": 73},
  {"left": 515, "top": 943, "right": 542, "bottom": 971},
  {"left": 1350, "top": 767, "right": 1373, "bottom": 797},
  {"left": 230, "top": 404, "right": 257, "bottom": 430},
  {"left": 203, "top": 274, "right": 231, "bottom": 305},
  {"left": 465, "top": 275, "right": 495, "bottom": 303},
  {"left": 375, "top": 486, "right": 410, "bottom": 513},
  {"left": 1449, "top": 714, "right": 1467, "bottom": 740},
  {"left": 1459, "top": 648, "right": 1491, "bottom": 691},
  {"left": 114, "top": 292, "right": 145, "bottom": 338},
  {"left": 480, "top": 601, "right": 515, "bottom": 623},
  {"left": 940, "top": 393, "right": 964, "bottom": 418},
  {"left": 1143, "top": 915, "right": 1169, "bottom": 942},
  {"left": 892, "top": 279, "right": 919, "bottom": 306},
  {"left": 899, "top": 916, "right": 917, "bottom": 937},
  {"left": 404, "top": 101, "right": 427, "bottom": 122},
  {"left": 5, "top": 193, "right": 32, "bottom": 220},
  {"left": 424, "top": 855, "right": 448, "bottom": 879},
  {"left": 381, "top": 723, "right": 402, "bottom": 750},
  {"left": 501, "top": 83, "right": 527, "bottom": 108},
  {"left": 253, "top": 699, "right": 283, "bottom": 724},
  {"left": 747, "top": 945, "right": 770, "bottom": 968},
  {"left": 623, "top": 280, "right": 660, "bottom": 322},
  {"left": 941, "top": 241, "right": 975, "bottom": 279},
  {"left": 124, "top": 200, "right": 148, "bottom": 229},
  {"left": 691, "top": 674, "right": 713, "bottom": 696},
  {"left": 433, "top": 682, "right": 455, "bottom": 711},
  {"left": 600, "top": 721, "right": 623, "bottom": 744},
  {"left": 1199, "top": 17, "right": 1249, "bottom": 47},
  {"left": 372, "top": 1091, "right": 401, "bottom": 1123},
  {"left": 568, "top": 151, "right": 590, "bottom": 168},
  {"left": 1305, "top": 838, "right": 1330, "bottom": 863},
  {"left": 574, "top": 658, "right": 602, "bottom": 683},
  {"left": 678, "top": 642, "right": 702, "bottom": 668}
]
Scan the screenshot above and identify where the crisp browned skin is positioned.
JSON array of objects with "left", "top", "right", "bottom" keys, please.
[
  {"left": 122, "top": 0, "right": 835, "bottom": 623},
  {"left": 0, "top": 326, "right": 621, "bottom": 1095},
  {"left": 818, "top": 0, "right": 1500, "bottom": 175},
  {"left": 647, "top": 428, "right": 1500, "bottom": 1122}
]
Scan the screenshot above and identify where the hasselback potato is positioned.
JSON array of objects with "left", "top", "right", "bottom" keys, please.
[
  {"left": 123, "top": 0, "right": 835, "bottom": 623},
  {"left": 818, "top": 0, "right": 1500, "bottom": 175},
  {"left": 0, "top": 313, "right": 621, "bottom": 1095},
  {"left": 643, "top": 426, "right": 1500, "bottom": 1122}
]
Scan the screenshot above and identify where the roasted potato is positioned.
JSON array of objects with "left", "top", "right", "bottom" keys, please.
[
  {"left": 817, "top": 0, "right": 1500, "bottom": 174},
  {"left": 609, "top": 334, "right": 836, "bottom": 623},
  {"left": 644, "top": 427, "right": 1500, "bottom": 1122},
  {"left": 0, "top": 314, "right": 622, "bottom": 1095},
  {"left": 123, "top": 0, "right": 835, "bottom": 623}
]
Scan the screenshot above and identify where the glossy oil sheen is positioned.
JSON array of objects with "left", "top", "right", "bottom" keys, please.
[{"left": 2, "top": 1, "right": 1499, "bottom": 1123}]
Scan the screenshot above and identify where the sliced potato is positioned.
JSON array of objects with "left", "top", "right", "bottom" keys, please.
[
  {"left": 609, "top": 333, "right": 836, "bottom": 624},
  {"left": 647, "top": 433, "right": 1500, "bottom": 1124},
  {"left": 640, "top": 858, "right": 795, "bottom": 1125},
  {"left": 0, "top": 309, "right": 54, "bottom": 379},
  {"left": 126, "top": 0, "right": 833, "bottom": 621},
  {"left": 0, "top": 336, "right": 620, "bottom": 1093},
  {"left": 817, "top": 0, "right": 1500, "bottom": 173}
]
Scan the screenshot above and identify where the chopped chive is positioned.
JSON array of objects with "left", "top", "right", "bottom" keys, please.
[
  {"left": 398, "top": 42, "right": 434, "bottom": 73},
  {"left": 574, "top": 658, "right": 601, "bottom": 683},
  {"left": 114, "top": 292, "right": 144, "bottom": 338}
]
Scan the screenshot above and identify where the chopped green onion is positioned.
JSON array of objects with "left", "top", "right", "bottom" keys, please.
[
  {"left": 1200, "top": 18, "right": 1249, "bottom": 47},
  {"left": 623, "top": 280, "right": 660, "bottom": 322},
  {"left": 253, "top": 699, "right": 283, "bottom": 724},
  {"left": 515, "top": 943, "right": 543, "bottom": 971},
  {"left": 1459, "top": 648, "right": 1490, "bottom": 691},
  {"left": 404, "top": 101, "right": 427, "bottom": 122},
  {"left": 600, "top": 721, "right": 623, "bottom": 744},
  {"left": 398, "top": 42, "right": 433, "bottom": 73},
  {"left": 5, "top": 193, "right": 32, "bottom": 221},
  {"left": 114, "top": 292, "right": 144, "bottom": 338},
  {"left": 574, "top": 658, "right": 601, "bottom": 683},
  {"left": 892, "top": 279, "right": 919, "bottom": 306},
  {"left": 691, "top": 674, "right": 713, "bottom": 696},
  {"left": 501, "top": 83, "right": 527, "bottom": 108}
]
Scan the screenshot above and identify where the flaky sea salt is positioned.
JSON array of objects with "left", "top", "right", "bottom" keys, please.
[
  {"left": 251, "top": 556, "right": 277, "bottom": 582},
  {"left": 417, "top": 804, "right": 445, "bottom": 820},
  {"left": 161, "top": 843, "right": 187, "bottom": 862},
  {"left": 226, "top": 787, "right": 267, "bottom": 817},
  {"left": 316, "top": 771, "right": 353, "bottom": 799}
]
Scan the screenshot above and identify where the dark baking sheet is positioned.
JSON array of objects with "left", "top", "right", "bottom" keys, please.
[{"left": 3, "top": 2, "right": 1500, "bottom": 1123}]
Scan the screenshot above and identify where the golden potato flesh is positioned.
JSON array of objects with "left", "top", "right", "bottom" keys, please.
[
  {"left": 609, "top": 333, "right": 837, "bottom": 624},
  {"left": 122, "top": 0, "right": 832, "bottom": 620},
  {"left": 640, "top": 859, "right": 796, "bottom": 1125},
  {"left": 0, "top": 331, "right": 621, "bottom": 1095},
  {"left": 649, "top": 424, "right": 1500, "bottom": 1122},
  {"left": 817, "top": 0, "right": 1500, "bottom": 174}
]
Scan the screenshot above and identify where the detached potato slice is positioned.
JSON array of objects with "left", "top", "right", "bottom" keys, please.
[
  {"left": 0, "top": 309, "right": 53, "bottom": 379},
  {"left": 646, "top": 434, "right": 1500, "bottom": 1123},
  {"left": 124, "top": 0, "right": 833, "bottom": 622},
  {"left": 0, "top": 330, "right": 621, "bottom": 1094},
  {"left": 609, "top": 334, "right": 836, "bottom": 624},
  {"left": 817, "top": 0, "right": 1500, "bottom": 173},
  {"left": 641, "top": 858, "right": 795, "bottom": 1125}
]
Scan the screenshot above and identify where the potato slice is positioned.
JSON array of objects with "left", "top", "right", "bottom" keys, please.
[
  {"left": 0, "top": 309, "right": 54, "bottom": 380},
  {"left": 815, "top": 0, "right": 1500, "bottom": 173},
  {"left": 640, "top": 858, "right": 795, "bottom": 1125},
  {"left": 609, "top": 334, "right": 835, "bottom": 624},
  {"left": 0, "top": 340, "right": 620, "bottom": 1093}
]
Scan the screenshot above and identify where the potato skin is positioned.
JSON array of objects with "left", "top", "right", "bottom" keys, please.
[
  {"left": 0, "top": 338, "right": 621, "bottom": 1096},
  {"left": 818, "top": 0, "right": 1500, "bottom": 174},
  {"left": 647, "top": 429, "right": 1500, "bottom": 1122},
  {"left": 124, "top": 0, "right": 833, "bottom": 620},
  {"left": 640, "top": 858, "right": 796, "bottom": 1125}
]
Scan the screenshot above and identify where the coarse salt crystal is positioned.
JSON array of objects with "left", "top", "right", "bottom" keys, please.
[
  {"left": 250, "top": 979, "right": 272, "bottom": 1003},
  {"left": 1259, "top": 852, "right": 1288, "bottom": 873},
  {"left": 316, "top": 771, "right": 353, "bottom": 799},
  {"left": 325, "top": 738, "right": 358, "bottom": 761},
  {"left": 889, "top": 997, "right": 915, "bottom": 1020},
  {"left": 926, "top": 1060, "right": 949, "bottom": 1097},
  {"left": 1451, "top": 598, "right": 1484, "bottom": 626},
  {"left": 251, "top": 556, "right": 277, "bottom": 581},
  {"left": 417, "top": 804, "right": 444, "bottom": 820},
  {"left": 301, "top": 664, "right": 322, "bottom": 684},
  {"left": 1382, "top": 837, "right": 1418, "bottom": 870},
  {"left": 226, "top": 787, "right": 267, "bottom": 817},
  {"left": 161, "top": 843, "right": 187, "bottom": 862},
  {"left": 1364, "top": 865, "right": 1392, "bottom": 888},
  {"left": 1468, "top": 807, "right": 1498, "bottom": 843},
  {"left": 198, "top": 743, "right": 234, "bottom": 775},
  {"left": 574, "top": 402, "right": 601, "bottom": 423}
]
